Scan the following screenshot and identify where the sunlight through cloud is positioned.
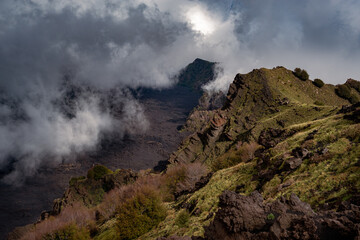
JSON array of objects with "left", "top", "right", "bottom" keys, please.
[{"left": 186, "top": 7, "right": 216, "bottom": 35}]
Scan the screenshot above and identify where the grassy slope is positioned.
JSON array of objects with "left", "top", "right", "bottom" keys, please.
[
  {"left": 138, "top": 67, "right": 359, "bottom": 238},
  {"left": 142, "top": 120, "right": 359, "bottom": 239}
]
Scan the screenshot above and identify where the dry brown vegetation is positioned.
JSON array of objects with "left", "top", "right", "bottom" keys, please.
[
  {"left": 164, "top": 162, "right": 208, "bottom": 200},
  {"left": 97, "top": 173, "right": 165, "bottom": 221},
  {"left": 19, "top": 202, "right": 95, "bottom": 240},
  {"left": 16, "top": 162, "right": 209, "bottom": 239}
]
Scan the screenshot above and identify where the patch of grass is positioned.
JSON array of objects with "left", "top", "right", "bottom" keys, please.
[
  {"left": 263, "top": 175, "right": 282, "bottom": 199},
  {"left": 94, "top": 219, "right": 118, "bottom": 240},
  {"left": 327, "top": 138, "right": 351, "bottom": 155},
  {"left": 175, "top": 210, "right": 190, "bottom": 228},
  {"left": 314, "top": 101, "right": 324, "bottom": 106},
  {"left": 267, "top": 213, "right": 275, "bottom": 220}
]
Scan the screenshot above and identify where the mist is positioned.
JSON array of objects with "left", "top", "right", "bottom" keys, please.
[{"left": 0, "top": 0, "right": 359, "bottom": 184}]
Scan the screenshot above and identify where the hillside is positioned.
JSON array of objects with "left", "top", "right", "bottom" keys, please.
[{"left": 8, "top": 67, "right": 360, "bottom": 240}]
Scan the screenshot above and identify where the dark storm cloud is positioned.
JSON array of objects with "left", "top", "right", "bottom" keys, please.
[
  {"left": 230, "top": 0, "right": 360, "bottom": 53},
  {"left": 0, "top": 3, "right": 188, "bottom": 95},
  {"left": 0, "top": 0, "right": 190, "bottom": 184}
]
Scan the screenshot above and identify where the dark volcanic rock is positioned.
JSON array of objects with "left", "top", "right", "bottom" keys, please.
[
  {"left": 338, "top": 102, "right": 360, "bottom": 114},
  {"left": 291, "top": 147, "right": 310, "bottom": 159},
  {"left": 258, "top": 128, "right": 298, "bottom": 149},
  {"left": 198, "top": 191, "right": 360, "bottom": 240},
  {"left": 258, "top": 128, "right": 286, "bottom": 149},
  {"left": 283, "top": 157, "right": 303, "bottom": 170}
]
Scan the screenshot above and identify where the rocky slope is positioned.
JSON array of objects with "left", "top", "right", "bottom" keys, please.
[{"left": 8, "top": 67, "right": 360, "bottom": 240}]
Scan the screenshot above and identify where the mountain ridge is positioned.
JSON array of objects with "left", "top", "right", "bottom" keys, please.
[{"left": 8, "top": 66, "right": 360, "bottom": 240}]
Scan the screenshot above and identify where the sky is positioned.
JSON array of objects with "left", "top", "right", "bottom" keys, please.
[{"left": 0, "top": 0, "right": 359, "bottom": 184}]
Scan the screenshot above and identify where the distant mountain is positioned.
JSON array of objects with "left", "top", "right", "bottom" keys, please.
[{"left": 177, "top": 58, "right": 216, "bottom": 91}]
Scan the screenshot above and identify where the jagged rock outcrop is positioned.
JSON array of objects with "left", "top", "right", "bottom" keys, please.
[{"left": 199, "top": 191, "right": 360, "bottom": 240}]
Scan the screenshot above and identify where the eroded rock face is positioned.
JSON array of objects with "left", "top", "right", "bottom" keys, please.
[
  {"left": 199, "top": 191, "right": 360, "bottom": 240},
  {"left": 169, "top": 111, "right": 227, "bottom": 164}
]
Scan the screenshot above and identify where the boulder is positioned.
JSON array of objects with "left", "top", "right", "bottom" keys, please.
[{"left": 199, "top": 191, "right": 360, "bottom": 240}]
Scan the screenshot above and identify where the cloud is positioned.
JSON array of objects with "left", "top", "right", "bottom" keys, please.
[
  {"left": 0, "top": 85, "right": 149, "bottom": 185},
  {"left": 0, "top": 0, "right": 359, "bottom": 183}
]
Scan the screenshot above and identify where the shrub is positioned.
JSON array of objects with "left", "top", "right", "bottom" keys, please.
[
  {"left": 293, "top": 68, "right": 302, "bottom": 76},
  {"left": 313, "top": 78, "right": 324, "bottom": 88},
  {"left": 336, "top": 84, "right": 351, "bottom": 100},
  {"left": 293, "top": 68, "right": 309, "bottom": 81},
  {"left": 97, "top": 171, "right": 168, "bottom": 221},
  {"left": 346, "top": 79, "right": 360, "bottom": 93},
  {"left": 267, "top": 213, "right": 275, "bottom": 220},
  {"left": 116, "top": 188, "right": 166, "bottom": 240},
  {"left": 175, "top": 210, "right": 190, "bottom": 228},
  {"left": 165, "top": 162, "right": 208, "bottom": 199},
  {"left": 87, "top": 165, "right": 113, "bottom": 180},
  {"left": 43, "top": 224, "right": 90, "bottom": 240}
]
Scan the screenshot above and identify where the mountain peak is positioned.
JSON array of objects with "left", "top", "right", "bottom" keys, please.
[{"left": 177, "top": 58, "right": 217, "bottom": 91}]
